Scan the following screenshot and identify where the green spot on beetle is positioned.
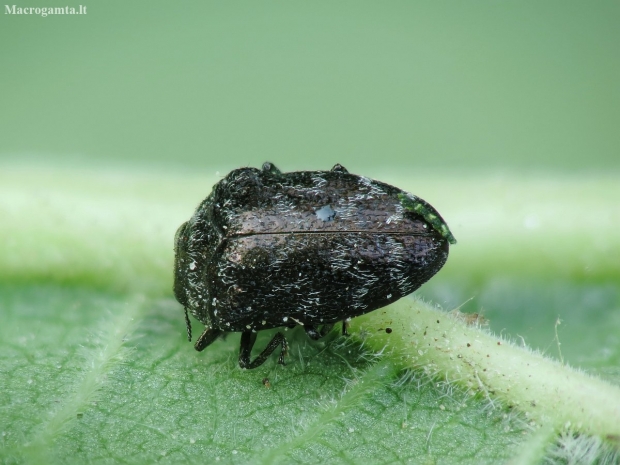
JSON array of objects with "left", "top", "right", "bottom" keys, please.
[{"left": 398, "top": 193, "right": 457, "bottom": 245}]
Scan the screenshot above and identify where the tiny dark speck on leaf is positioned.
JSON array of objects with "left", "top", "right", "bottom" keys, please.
[
  {"left": 467, "top": 343, "right": 471, "bottom": 347},
  {"left": 262, "top": 377, "right": 271, "bottom": 388},
  {"left": 385, "top": 327, "right": 392, "bottom": 334}
]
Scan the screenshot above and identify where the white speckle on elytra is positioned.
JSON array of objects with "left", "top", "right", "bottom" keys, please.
[
  {"left": 315, "top": 205, "right": 336, "bottom": 221},
  {"left": 189, "top": 261, "right": 197, "bottom": 270},
  {"left": 283, "top": 316, "right": 288, "bottom": 322}
]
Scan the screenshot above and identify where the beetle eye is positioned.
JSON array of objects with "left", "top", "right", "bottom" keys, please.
[
  {"left": 262, "top": 162, "right": 282, "bottom": 175},
  {"left": 331, "top": 163, "right": 349, "bottom": 174}
]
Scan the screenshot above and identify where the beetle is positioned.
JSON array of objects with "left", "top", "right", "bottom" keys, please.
[{"left": 173, "top": 162, "right": 456, "bottom": 369}]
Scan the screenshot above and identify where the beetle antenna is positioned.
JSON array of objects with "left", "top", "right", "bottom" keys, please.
[{"left": 184, "top": 307, "right": 192, "bottom": 341}]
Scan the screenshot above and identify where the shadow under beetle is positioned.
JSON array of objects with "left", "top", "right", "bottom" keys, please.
[{"left": 173, "top": 162, "right": 456, "bottom": 369}]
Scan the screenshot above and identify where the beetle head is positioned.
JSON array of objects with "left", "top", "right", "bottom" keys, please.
[
  {"left": 173, "top": 221, "right": 190, "bottom": 308},
  {"left": 173, "top": 204, "right": 216, "bottom": 327}
]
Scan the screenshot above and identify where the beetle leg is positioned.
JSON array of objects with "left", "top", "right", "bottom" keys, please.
[
  {"left": 239, "top": 331, "right": 288, "bottom": 369},
  {"left": 305, "top": 325, "right": 321, "bottom": 340},
  {"left": 194, "top": 327, "right": 223, "bottom": 351},
  {"left": 320, "top": 324, "right": 334, "bottom": 337},
  {"left": 184, "top": 307, "right": 192, "bottom": 342},
  {"left": 342, "top": 319, "right": 350, "bottom": 336},
  {"left": 305, "top": 324, "right": 334, "bottom": 340}
]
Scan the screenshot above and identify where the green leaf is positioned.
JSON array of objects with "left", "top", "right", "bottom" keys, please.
[{"left": 1, "top": 164, "right": 619, "bottom": 464}]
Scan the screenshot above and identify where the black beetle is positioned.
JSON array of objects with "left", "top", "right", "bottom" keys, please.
[{"left": 174, "top": 162, "right": 456, "bottom": 369}]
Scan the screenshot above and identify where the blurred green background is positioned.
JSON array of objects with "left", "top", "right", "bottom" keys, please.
[
  {"left": 1, "top": 0, "right": 619, "bottom": 174},
  {"left": 2, "top": 0, "right": 619, "bottom": 364}
]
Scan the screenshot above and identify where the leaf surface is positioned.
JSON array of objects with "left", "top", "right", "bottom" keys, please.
[{"left": 1, "top": 166, "right": 619, "bottom": 464}]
